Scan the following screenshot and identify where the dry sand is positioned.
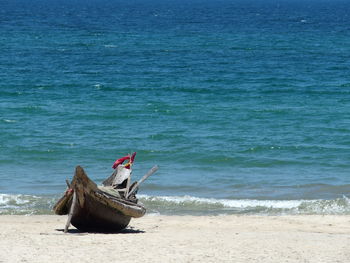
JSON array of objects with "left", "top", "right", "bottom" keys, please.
[{"left": 0, "top": 214, "right": 349, "bottom": 263}]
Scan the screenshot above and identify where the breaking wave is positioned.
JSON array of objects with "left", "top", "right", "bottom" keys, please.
[
  {"left": 1, "top": 193, "right": 350, "bottom": 216},
  {"left": 0, "top": 194, "right": 56, "bottom": 215},
  {"left": 139, "top": 195, "right": 350, "bottom": 215}
]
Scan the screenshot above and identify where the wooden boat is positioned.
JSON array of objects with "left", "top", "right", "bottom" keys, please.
[{"left": 54, "top": 161, "right": 157, "bottom": 233}]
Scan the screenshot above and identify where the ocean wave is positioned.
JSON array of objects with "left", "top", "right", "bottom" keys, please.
[
  {"left": 139, "top": 194, "right": 350, "bottom": 215},
  {"left": 2, "top": 119, "right": 17, "bottom": 123},
  {"left": 1, "top": 193, "right": 349, "bottom": 216},
  {"left": 0, "top": 194, "right": 55, "bottom": 215}
]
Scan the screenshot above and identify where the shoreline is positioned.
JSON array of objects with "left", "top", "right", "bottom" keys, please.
[
  {"left": 0, "top": 214, "right": 349, "bottom": 262},
  {"left": 1, "top": 192, "right": 350, "bottom": 216}
]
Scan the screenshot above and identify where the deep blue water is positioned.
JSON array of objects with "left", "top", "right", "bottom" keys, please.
[{"left": 1, "top": 0, "right": 350, "bottom": 215}]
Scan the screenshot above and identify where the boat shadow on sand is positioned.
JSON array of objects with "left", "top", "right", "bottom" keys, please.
[{"left": 55, "top": 227, "right": 145, "bottom": 234}]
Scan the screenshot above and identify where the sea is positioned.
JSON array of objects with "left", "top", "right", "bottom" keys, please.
[{"left": 1, "top": 0, "right": 350, "bottom": 216}]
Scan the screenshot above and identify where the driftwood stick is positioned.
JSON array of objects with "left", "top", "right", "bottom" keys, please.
[
  {"left": 64, "top": 190, "right": 77, "bottom": 233},
  {"left": 126, "top": 165, "right": 158, "bottom": 199}
]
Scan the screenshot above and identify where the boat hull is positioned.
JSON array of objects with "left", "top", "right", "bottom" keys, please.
[
  {"left": 70, "top": 192, "right": 131, "bottom": 232},
  {"left": 53, "top": 166, "right": 145, "bottom": 232}
]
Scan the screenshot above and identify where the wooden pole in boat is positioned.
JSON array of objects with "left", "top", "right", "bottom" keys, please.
[
  {"left": 65, "top": 179, "right": 71, "bottom": 188},
  {"left": 126, "top": 165, "right": 158, "bottom": 199},
  {"left": 64, "top": 190, "right": 77, "bottom": 233}
]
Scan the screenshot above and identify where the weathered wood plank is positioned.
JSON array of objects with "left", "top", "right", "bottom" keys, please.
[
  {"left": 126, "top": 165, "right": 158, "bottom": 199},
  {"left": 64, "top": 191, "right": 77, "bottom": 233}
]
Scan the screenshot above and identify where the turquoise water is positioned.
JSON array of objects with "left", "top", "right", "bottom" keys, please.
[{"left": 1, "top": 0, "right": 350, "bottom": 215}]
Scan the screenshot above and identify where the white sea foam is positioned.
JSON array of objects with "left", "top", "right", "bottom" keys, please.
[
  {"left": 139, "top": 194, "right": 350, "bottom": 215},
  {"left": 139, "top": 194, "right": 303, "bottom": 209},
  {"left": 2, "top": 119, "right": 17, "bottom": 123},
  {"left": 0, "top": 194, "right": 31, "bottom": 206},
  {"left": 1, "top": 193, "right": 349, "bottom": 215},
  {"left": 0, "top": 194, "right": 52, "bottom": 215},
  {"left": 104, "top": 44, "right": 117, "bottom": 48}
]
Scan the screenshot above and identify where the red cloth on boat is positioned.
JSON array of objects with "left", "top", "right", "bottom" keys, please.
[
  {"left": 112, "top": 152, "right": 137, "bottom": 169},
  {"left": 130, "top": 152, "right": 136, "bottom": 163}
]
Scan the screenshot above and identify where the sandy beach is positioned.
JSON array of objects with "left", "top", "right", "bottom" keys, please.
[{"left": 0, "top": 215, "right": 349, "bottom": 263}]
